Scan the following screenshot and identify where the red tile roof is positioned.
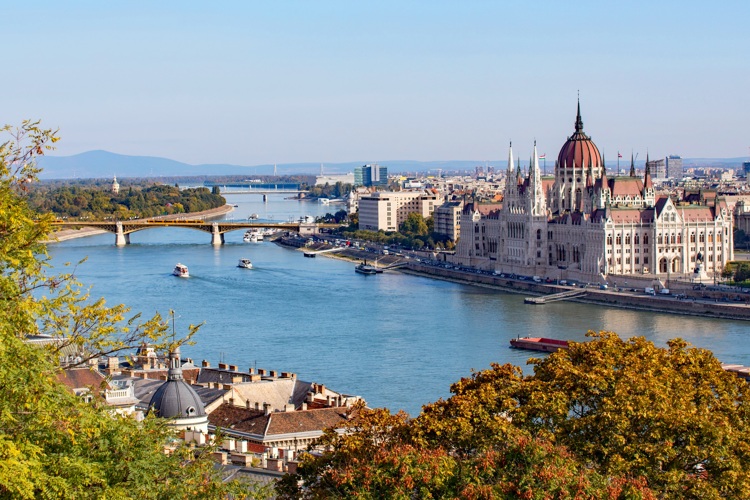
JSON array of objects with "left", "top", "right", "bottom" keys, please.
[
  {"left": 610, "top": 177, "right": 644, "bottom": 197},
  {"left": 57, "top": 368, "right": 106, "bottom": 391}
]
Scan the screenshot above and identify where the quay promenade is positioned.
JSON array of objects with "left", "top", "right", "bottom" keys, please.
[{"left": 275, "top": 237, "right": 750, "bottom": 322}]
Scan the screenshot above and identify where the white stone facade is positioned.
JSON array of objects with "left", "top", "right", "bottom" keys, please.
[
  {"left": 452, "top": 104, "right": 733, "bottom": 283},
  {"left": 359, "top": 191, "right": 439, "bottom": 232}
]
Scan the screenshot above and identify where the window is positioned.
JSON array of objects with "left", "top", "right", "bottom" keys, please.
[
  {"left": 625, "top": 234, "right": 631, "bottom": 245},
  {"left": 644, "top": 234, "right": 649, "bottom": 244},
  {"left": 616, "top": 234, "right": 622, "bottom": 245},
  {"left": 635, "top": 234, "right": 640, "bottom": 244}
]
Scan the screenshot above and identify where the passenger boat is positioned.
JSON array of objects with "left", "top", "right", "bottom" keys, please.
[
  {"left": 237, "top": 258, "right": 253, "bottom": 269},
  {"left": 248, "top": 213, "right": 259, "bottom": 220},
  {"left": 509, "top": 337, "right": 569, "bottom": 352},
  {"left": 173, "top": 263, "right": 189, "bottom": 278},
  {"left": 243, "top": 229, "right": 263, "bottom": 243},
  {"left": 355, "top": 262, "right": 378, "bottom": 275}
]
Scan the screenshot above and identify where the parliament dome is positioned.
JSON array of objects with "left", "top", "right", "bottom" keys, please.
[{"left": 557, "top": 100, "right": 602, "bottom": 171}]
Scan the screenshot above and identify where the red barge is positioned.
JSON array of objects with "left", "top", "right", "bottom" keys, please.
[{"left": 509, "top": 337, "right": 569, "bottom": 352}]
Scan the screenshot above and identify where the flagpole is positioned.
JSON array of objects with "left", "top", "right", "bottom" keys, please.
[{"left": 617, "top": 151, "right": 620, "bottom": 175}]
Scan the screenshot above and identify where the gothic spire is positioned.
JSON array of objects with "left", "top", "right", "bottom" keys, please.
[
  {"left": 575, "top": 97, "right": 584, "bottom": 133},
  {"left": 629, "top": 151, "right": 636, "bottom": 177}
]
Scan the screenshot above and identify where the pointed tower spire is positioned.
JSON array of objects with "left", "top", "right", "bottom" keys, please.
[
  {"left": 574, "top": 96, "right": 584, "bottom": 133},
  {"left": 644, "top": 156, "right": 653, "bottom": 189},
  {"left": 629, "top": 152, "right": 636, "bottom": 177},
  {"left": 507, "top": 141, "right": 514, "bottom": 174}
]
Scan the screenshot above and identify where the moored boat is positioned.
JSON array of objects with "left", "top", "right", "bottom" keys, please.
[
  {"left": 237, "top": 258, "right": 253, "bottom": 269},
  {"left": 355, "top": 263, "right": 377, "bottom": 275},
  {"left": 173, "top": 263, "right": 189, "bottom": 278},
  {"left": 509, "top": 337, "right": 569, "bottom": 352}
]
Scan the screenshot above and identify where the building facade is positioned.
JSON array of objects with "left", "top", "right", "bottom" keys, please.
[
  {"left": 452, "top": 102, "right": 733, "bottom": 283},
  {"left": 359, "top": 191, "right": 439, "bottom": 232},
  {"left": 354, "top": 164, "right": 388, "bottom": 187},
  {"left": 666, "top": 155, "right": 683, "bottom": 179},
  {"left": 433, "top": 200, "right": 464, "bottom": 241}
]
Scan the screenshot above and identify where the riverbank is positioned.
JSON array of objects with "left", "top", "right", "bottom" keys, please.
[
  {"left": 44, "top": 204, "right": 235, "bottom": 243},
  {"left": 400, "top": 263, "right": 750, "bottom": 322}
]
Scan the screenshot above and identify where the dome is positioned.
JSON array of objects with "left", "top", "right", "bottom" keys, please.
[
  {"left": 148, "top": 348, "right": 206, "bottom": 420},
  {"left": 149, "top": 378, "right": 206, "bottom": 420},
  {"left": 556, "top": 101, "right": 602, "bottom": 171}
]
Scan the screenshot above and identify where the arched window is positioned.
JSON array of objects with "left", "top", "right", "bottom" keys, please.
[
  {"left": 537, "top": 229, "right": 542, "bottom": 240},
  {"left": 635, "top": 234, "right": 640, "bottom": 244}
]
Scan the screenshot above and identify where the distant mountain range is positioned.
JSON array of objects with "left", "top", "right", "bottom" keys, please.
[{"left": 35, "top": 150, "right": 750, "bottom": 180}]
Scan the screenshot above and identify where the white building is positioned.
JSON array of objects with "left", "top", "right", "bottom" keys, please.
[
  {"left": 452, "top": 101, "right": 733, "bottom": 283},
  {"left": 359, "top": 191, "right": 439, "bottom": 232}
]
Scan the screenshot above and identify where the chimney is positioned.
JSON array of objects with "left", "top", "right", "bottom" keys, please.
[
  {"left": 284, "top": 404, "right": 295, "bottom": 412},
  {"left": 269, "top": 370, "right": 278, "bottom": 378},
  {"left": 255, "top": 402, "right": 260, "bottom": 411},
  {"left": 248, "top": 367, "right": 255, "bottom": 374},
  {"left": 302, "top": 402, "right": 308, "bottom": 411},
  {"left": 229, "top": 364, "right": 238, "bottom": 372},
  {"left": 264, "top": 403, "right": 272, "bottom": 416},
  {"left": 326, "top": 395, "right": 331, "bottom": 406},
  {"left": 281, "top": 372, "right": 294, "bottom": 379},
  {"left": 257, "top": 369, "right": 266, "bottom": 376},
  {"left": 223, "top": 384, "right": 232, "bottom": 391},
  {"left": 202, "top": 360, "right": 210, "bottom": 368},
  {"left": 218, "top": 363, "right": 228, "bottom": 370}
]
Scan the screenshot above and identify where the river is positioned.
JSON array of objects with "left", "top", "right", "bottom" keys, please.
[{"left": 46, "top": 193, "right": 750, "bottom": 416}]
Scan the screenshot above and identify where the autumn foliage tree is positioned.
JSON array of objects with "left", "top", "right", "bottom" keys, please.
[
  {"left": 278, "top": 332, "right": 750, "bottom": 499},
  {"left": 0, "top": 122, "right": 269, "bottom": 498}
]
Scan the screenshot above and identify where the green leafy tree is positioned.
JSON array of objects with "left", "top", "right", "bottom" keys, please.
[
  {"left": 0, "top": 121, "right": 269, "bottom": 499},
  {"left": 399, "top": 212, "right": 429, "bottom": 236}
]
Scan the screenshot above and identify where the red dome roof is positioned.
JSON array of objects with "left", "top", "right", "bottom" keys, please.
[{"left": 557, "top": 102, "right": 601, "bottom": 171}]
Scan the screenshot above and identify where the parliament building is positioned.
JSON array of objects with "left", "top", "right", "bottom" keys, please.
[{"left": 452, "top": 102, "right": 733, "bottom": 284}]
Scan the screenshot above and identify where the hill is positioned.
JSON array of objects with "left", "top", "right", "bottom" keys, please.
[{"left": 36, "top": 150, "right": 750, "bottom": 180}]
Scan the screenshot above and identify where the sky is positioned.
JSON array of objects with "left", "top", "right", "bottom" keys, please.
[{"left": 5, "top": 1, "right": 749, "bottom": 167}]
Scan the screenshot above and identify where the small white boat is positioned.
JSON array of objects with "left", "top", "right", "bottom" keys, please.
[
  {"left": 248, "top": 213, "right": 259, "bottom": 220},
  {"left": 237, "top": 258, "right": 253, "bottom": 269},
  {"left": 173, "top": 263, "right": 189, "bottom": 278},
  {"left": 243, "top": 229, "right": 263, "bottom": 242}
]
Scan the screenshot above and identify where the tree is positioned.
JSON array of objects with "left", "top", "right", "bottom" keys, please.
[
  {"left": 280, "top": 332, "right": 750, "bottom": 499},
  {"left": 0, "top": 121, "right": 269, "bottom": 498},
  {"left": 400, "top": 212, "right": 429, "bottom": 236}
]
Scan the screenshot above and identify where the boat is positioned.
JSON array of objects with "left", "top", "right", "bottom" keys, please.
[
  {"left": 237, "top": 258, "right": 253, "bottom": 269},
  {"left": 173, "top": 263, "right": 189, "bottom": 278},
  {"left": 248, "top": 213, "right": 259, "bottom": 220},
  {"left": 355, "top": 263, "right": 377, "bottom": 275},
  {"left": 243, "top": 229, "right": 263, "bottom": 242},
  {"left": 509, "top": 337, "right": 569, "bottom": 352},
  {"left": 319, "top": 198, "right": 330, "bottom": 205},
  {"left": 303, "top": 251, "right": 316, "bottom": 258}
]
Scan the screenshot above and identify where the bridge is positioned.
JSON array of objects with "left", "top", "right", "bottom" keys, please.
[
  {"left": 50, "top": 220, "right": 341, "bottom": 246},
  {"left": 524, "top": 289, "right": 587, "bottom": 305}
]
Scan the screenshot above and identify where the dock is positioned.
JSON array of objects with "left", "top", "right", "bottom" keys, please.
[{"left": 524, "top": 289, "right": 587, "bottom": 305}]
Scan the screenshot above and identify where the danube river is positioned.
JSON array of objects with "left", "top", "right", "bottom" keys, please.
[{"left": 47, "top": 194, "right": 750, "bottom": 416}]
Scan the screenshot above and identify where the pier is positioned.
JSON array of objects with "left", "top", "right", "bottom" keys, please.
[{"left": 524, "top": 289, "right": 587, "bottom": 305}]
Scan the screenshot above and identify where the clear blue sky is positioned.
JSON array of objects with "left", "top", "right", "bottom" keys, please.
[{"left": 5, "top": 1, "right": 749, "bottom": 166}]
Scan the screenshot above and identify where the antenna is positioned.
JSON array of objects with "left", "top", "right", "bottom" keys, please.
[{"left": 273, "top": 164, "right": 277, "bottom": 176}]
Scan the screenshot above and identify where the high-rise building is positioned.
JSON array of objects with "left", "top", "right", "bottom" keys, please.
[
  {"left": 646, "top": 157, "right": 666, "bottom": 179},
  {"left": 666, "top": 155, "right": 684, "bottom": 179},
  {"left": 354, "top": 164, "right": 388, "bottom": 187},
  {"left": 742, "top": 161, "right": 750, "bottom": 178}
]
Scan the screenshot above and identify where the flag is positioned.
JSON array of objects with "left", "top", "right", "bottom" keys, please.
[
  {"left": 618, "top": 152, "right": 623, "bottom": 158},
  {"left": 538, "top": 154, "right": 546, "bottom": 159}
]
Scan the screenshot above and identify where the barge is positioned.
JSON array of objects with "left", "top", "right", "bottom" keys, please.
[{"left": 509, "top": 336, "right": 569, "bottom": 352}]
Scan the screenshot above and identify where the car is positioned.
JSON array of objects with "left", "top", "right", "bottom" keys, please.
[
  {"left": 559, "top": 280, "right": 567, "bottom": 285},
  {"left": 568, "top": 281, "right": 577, "bottom": 286}
]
